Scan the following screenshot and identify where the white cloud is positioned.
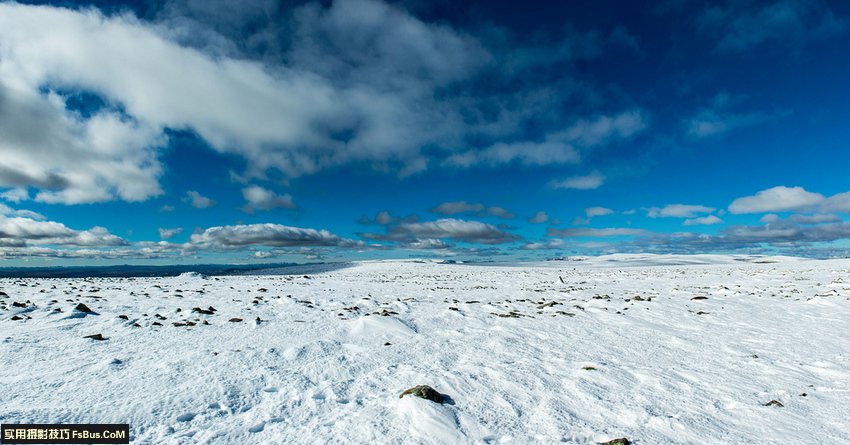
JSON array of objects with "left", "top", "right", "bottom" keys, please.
[
  {"left": 683, "top": 215, "right": 723, "bottom": 226},
  {"left": 185, "top": 191, "right": 216, "bottom": 209},
  {"left": 0, "top": 188, "right": 29, "bottom": 203},
  {"left": 728, "top": 186, "right": 825, "bottom": 214},
  {"left": 158, "top": 227, "right": 183, "bottom": 240},
  {"left": 550, "top": 172, "right": 605, "bottom": 190},
  {"left": 760, "top": 213, "right": 780, "bottom": 223},
  {"left": 821, "top": 191, "right": 850, "bottom": 214},
  {"left": 647, "top": 204, "right": 715, "bottom": 218},
  {"left": 528, "top": 211, "right": 549, "bottom": 224},
  {"left": 0, "top": 0, "right": 639, "bottom": 204},
  {"left": 585, "top": 207, "right": 614, "bottom": 218},
  {"left": 241, "top": 185, "right": 295, "bottom": 213},
  {"left": 0, "top": 214, "right": 126, "bottom": 247},
  {"left": 0, "top": 82, "right": 166, "bottom": 204}
]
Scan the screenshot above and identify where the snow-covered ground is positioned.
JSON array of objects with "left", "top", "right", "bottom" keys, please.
[{"left": 1, "top": 255, "right": 849, "bottom": 444}]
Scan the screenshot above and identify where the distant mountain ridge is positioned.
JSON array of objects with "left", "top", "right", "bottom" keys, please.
[{"left": 0, "top": 263, "right": 304, "bottom": 278}]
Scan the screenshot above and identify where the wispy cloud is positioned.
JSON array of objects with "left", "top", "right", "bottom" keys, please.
[
  {"left": 528, "top": 211, "right": 549, "bottom": 224},
  {"left": 550, "top": 172, "right": 606, "bottom": 190},
  {"left": 548, "top": 227, "right": 650, "bottom": 237},
  {"left": 647, "top": 204, "right": 715, "bottom": 218},
  {"left": 185, "top": 191, "right": 216, "bottom": 209},
  {"left": 698, "top": 0, "right": 846, "bottom": 53},
  {"left": 683, "top": 215, "right": 723, "bottom": 226},
  {"left": 158, "top": 227, "right": 183, "bottom": 240},
  {"left": 364, "top": 218, "right": 519, "bottom": 245},
  {"left": 684, "top": 93, "right": 782, "bottom": 138},
  {"left": 431, "top": 201, "right": 515, "bottom": 219}
]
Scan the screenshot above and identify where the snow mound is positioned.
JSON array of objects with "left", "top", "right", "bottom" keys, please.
[
  {"left": 349, "top": 315, "right": 417, "bottom": 342},
  {"left": 397, "top": 395, "right": 465, "bottom": 444},
  {"left": 176, "top": 271, "right": 208, "bottom": 279}
]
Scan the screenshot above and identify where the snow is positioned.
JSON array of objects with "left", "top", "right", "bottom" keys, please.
[{"left": 1, "top": 256, "right": 849, "bottom": 444}]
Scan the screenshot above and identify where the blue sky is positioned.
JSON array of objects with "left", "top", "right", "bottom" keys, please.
[{"left": 1, "top": 0, "right": 849, "bottom": 265}]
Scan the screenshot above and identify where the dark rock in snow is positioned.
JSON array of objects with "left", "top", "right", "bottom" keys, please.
[
  {"left": 83, "top": 334, "right": 108, "bottom": 341},
  {"left": 399, "top": 385, "right": 446, "bottom": 404},
  {"left": 600, "top": 439, "right": 631, "bottom": 445},
  {"left": 74, "top": 303, "right": 94, "bottom": 313}
]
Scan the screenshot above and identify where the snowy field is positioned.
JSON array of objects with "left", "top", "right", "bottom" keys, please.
[{"left": 1, "top": 255, "right": 849, "bottom": 444}]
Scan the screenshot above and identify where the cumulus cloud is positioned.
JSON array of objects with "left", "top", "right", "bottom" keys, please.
[
  {"left": 190, "top": 223, "right": 357, "bottom": 248},
  {"left": 647, "top": 204, "right": 715, "bottom": 218},
  {"left": 528, "top": 211, "right": 549, "bottom": 224},
  {"left": 548, "top": 227, "right": 650, "bottom": 237},
  {"left": 185, "top": 191, "right": 216, "bottom": 209},
  {"left": 0, "top": 213, "right": 127, "bottom": 247},
  {"left": 698, "top": 0, "right": 846, "bottom": 53},
  {"left": 365, "top": 218, "right": 518, "bottom": 244},
  {"left": 728, "top": 186, "right": 825, "bottom": 214},
  {"left": 550, "top": 172, "right": 606, "bottom": 190},
  {"left": 241, "top": 185, "right": 295, "bottom": 213},
  {"left": 0, "top": 81, "right": 166, "bottom": 204},
  {"left": 158, "top": 227, "right": 183, "bottom": 240}
]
